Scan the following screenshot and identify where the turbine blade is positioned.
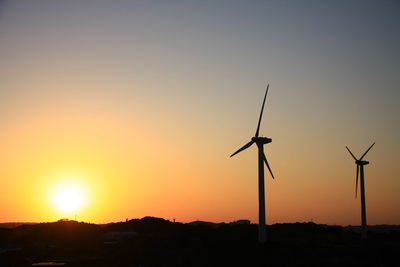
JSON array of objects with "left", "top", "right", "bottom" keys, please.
[
  {"left": 359, "top": 142, "right": 375, "bottom": 161},
  {"left": 262, "top": 152, "right": 275, "bottom": 179},
  {"left": 255, "top": 84, "right": 269, "bottom": 137},
  {"left": 230, "top": 140, "right": 254, "bottom": 157},
  {"left": 346, "top": 146, "right": 357, "bottom": 161},
  {"left": 355, "top": 165, "right": 359, "bottom": 198}
]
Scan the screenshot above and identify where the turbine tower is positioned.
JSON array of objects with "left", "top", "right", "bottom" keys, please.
[
  {"left": 345, "top": 142, "right": 375, "bottom": 240},
  {"left": 230, "top": 84, "right": 275, "bottom": 243}
]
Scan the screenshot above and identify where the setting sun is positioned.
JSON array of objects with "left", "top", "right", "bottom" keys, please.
[{"left": 50, "top": 178, "right": 88, "bottom": 215}]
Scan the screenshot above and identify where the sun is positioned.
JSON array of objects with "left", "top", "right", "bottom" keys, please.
[{"left": 51, "top": 178, "right": 87, "bottom": 215}]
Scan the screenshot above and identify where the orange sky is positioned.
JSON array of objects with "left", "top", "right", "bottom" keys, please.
[{"left": 0, "top": 1, "right": 399, "bottom": 225}]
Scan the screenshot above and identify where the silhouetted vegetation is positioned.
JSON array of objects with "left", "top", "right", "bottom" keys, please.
[{"left": 1, "top": 217, "right": 399, "bottom": 266}]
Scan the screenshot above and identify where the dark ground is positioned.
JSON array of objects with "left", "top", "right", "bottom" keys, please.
[{"left": 0, "top": 217, "right": 399, "bottom": 266}]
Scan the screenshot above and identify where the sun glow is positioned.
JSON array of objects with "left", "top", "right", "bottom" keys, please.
[{"left": 51, "top": 178, "right": 88, "bottom": 215}]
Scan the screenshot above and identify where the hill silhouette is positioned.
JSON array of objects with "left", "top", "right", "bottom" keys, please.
[{"left": 1, "top": 217, "right": 399, "bottom": 266}]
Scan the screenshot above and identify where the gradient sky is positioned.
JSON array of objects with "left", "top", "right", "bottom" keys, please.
[{"left": 0, "top": 0, "right": 399, "bottom": 225}]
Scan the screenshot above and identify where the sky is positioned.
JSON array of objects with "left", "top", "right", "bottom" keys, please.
[{"left": 0, "top": 0, "right": 399, "bottom": 225}]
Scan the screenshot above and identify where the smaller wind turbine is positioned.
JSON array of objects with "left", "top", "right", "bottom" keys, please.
[{"left": 345, "top": 142, "right": 375, "bottom": 240}]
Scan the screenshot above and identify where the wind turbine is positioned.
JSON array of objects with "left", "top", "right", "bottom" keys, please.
[
  {"left": 230, "top": 84, "right": 275, "bottom": 243},
  {"left": 345, "top": 142, "right": 375, "bottom": 240}
]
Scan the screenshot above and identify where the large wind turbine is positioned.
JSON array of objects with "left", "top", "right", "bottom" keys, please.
[
  {"left": 345, "top": 142, "right": 375, "bottom": 240},
  {"left": 230, "top": 84, "right": 275, "bottom": 243}
]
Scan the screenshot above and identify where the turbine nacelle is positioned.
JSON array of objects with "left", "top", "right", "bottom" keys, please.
[
  {"left": 252, "top": 137, "right": 272, "bottom": 144},
  {"left": 356, "top": 160, "right": 369, "bottom": 166}
]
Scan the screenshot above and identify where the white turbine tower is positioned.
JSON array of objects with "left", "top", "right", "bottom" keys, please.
[
  {"left": 230, "top": 84, "right": 275, "bottom": 243},
  {"left": 346, "top": 142, "right": 375, "bottom": 240}
]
